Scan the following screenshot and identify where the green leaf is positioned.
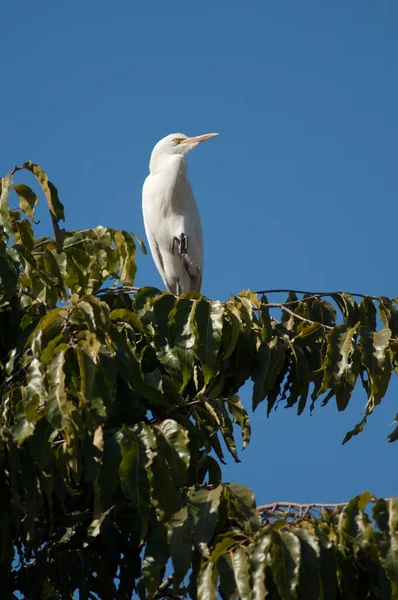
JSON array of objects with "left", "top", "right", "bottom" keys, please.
[
  {"left": 169, "top": 297, "right": 196, "bottom": 391},
  {"left": 317, "top": 526, "right": 338, "bottom": 600},
  {"left": 225, "top": 484, "right": 260, "bottom": 534},
  {"left": 215, "top": 399, "right": 239, "bottom": 462},
  {"left": 188, "top": 485, "right": 223, "bottom": 546},
  {"left": 252, "top": 342, "right": 271, "bottom": 410},
  {"left": 340, "top": 491, "right": 373, "bottom": 544},
  {"left": 43, "top": 248, "right": 66, "bottom": 297},
  {"left": 194, "top": 299, "right": 224, "bottom": 384},
  {"left": 223, "top": 303, "right": 242, "bottom": 359},
  {"left": 308, "top": 297, "right": 336, "bottom": 327},
  {"left": 227, "top": 394, "right": 251, "bottom": 449},
  {"left": 271, "top": 530, "right": 301, "bottom": 600},
  {"left": 319, "top": 323, "right": 360, "bottom": 410},
  {"left": 138, "top": 520, "right": 169, "bottom": 598},
  {"left": 373, "top": 498, "right": 389, "bottom": 533},
  {"left": 157, "top": 418, "right": 190, "bottom": 482},
  {"left": 110, "top": 308, "right": 144, "bottom": 332},
  {"left": 0, "top": 171, "right": 13, "bottom": 232},
  {"left": 265, "top": 342, "right": 288, "bottom": 416},
  {"left": 388, "top": 414, "right": 398, "bottom": 443},
  {"left": 119, "top": 423, "right": 156, "bottom": 537},
  {"left": 167, "top": 505, "right": 193, "bottom": 587},
  {"left": 250, "top": 532, "right": 272, "bottom": 600},
  {"left": 378, "top": 297, "right": 398, "bottom": 337},
  {"left": 197, "top": 559, "right": 218, "bottom": 600},
  {"left": 218, "top": 554, "right": 239, "bottom": 600},
  {"left": 360, "top": 327, "right": 391, "bottom": 408},
  {"left": 259, "top": 301, "right": 273, "bottom": 343},
  {"left": 17, "top": 161, "right": 65, "bottom": 222},
  {"left": 44, "top": 344, "right": 70, "bottom": 430},
  {"left": 131, "top": 230, "right": 147, "bottom": 254},
  {"left": 358, "top": 296, "right": 377, "bottom": 331},
  {"left": 113, "top": 230, "right": 137, "bottom": 285},
  {"left": 231, "top": 546, "right": 252, "bottom": 600},
  {"left": 11, "top": 184, "right": 40, "bottom": 220},
  {"left": 331, "top": 293, "right": 359, "bottom": 326},
  {"left": 384, "top": 499, "right": 398, "bottom": 596},
  {"left": 293, "top": 322, "right": 325, "bottom": 348},
  {"left": 111, "top": 326, "right": 163, "bottom": 403},
  {"left": 294, "top": 529, "right": 320, "bottom": 600},
  {"left": 210, "top": 532, "right": 241, "bottom": 564},
  {"left": 10, "top": 216, "right": 34, "bottom": 249},
  {"left": 95, "top": 429, "right": 122, "bottom": 512},
  {"left": 206, "top": 456, "right": 222, "bottom": 485}
]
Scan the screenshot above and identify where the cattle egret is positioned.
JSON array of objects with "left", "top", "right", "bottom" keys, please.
[{"left": 142, "top": 132, "right": 218, "bottom": 295}]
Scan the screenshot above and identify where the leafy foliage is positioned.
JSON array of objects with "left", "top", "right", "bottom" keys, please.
[{"left": 0, "top": 164, "right": 397, "bottom": 598}]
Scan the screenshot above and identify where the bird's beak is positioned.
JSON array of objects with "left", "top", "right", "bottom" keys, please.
[{"left": 181, "top": 133, "right": 219, "bottom": 144}]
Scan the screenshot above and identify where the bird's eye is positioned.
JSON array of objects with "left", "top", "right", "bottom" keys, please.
[{"left": 173, "top": 138, "right": 182, "bottom": 144}]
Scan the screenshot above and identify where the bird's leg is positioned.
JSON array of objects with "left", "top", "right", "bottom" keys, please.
[{"left": 172, "top": 233, "right": 188, "bottom": 258}]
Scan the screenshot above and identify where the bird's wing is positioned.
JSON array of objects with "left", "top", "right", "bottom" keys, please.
[{"left": 143, "top": 172, "right": 203, "bottom": 294}]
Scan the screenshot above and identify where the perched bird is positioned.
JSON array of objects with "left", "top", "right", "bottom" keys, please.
[{"left": 142, "top": 132, "right": 218, "bottom": 295}]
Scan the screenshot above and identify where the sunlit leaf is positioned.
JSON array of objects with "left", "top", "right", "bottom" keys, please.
[{"left": 11, "top": 184, "right": 40, "bottom": 221}]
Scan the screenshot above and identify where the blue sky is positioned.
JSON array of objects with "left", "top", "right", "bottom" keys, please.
[{"left": 2, "top": 0, "right": 398, "bottom": 505}]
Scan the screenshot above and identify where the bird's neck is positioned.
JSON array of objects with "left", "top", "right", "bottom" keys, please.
[{"left": 149, "top": 153, "right": 187, "bottom": 177}]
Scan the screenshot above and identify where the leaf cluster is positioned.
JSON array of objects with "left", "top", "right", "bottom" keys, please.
[{"left": 0, "top": 165, "right": 397, "bottom": 598}]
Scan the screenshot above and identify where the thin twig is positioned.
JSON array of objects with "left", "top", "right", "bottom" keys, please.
[
  {"left": 265, "top": 303, "right": 334, "bottom": 330},
  {"left": 152, "top": 575, "right": 174, "bottom": 600},
  {"left": 0, "top": 368, "right": 26, "bottom": 391},
  {"left": 255, "top": 289, "right": 381, "bottom": 301},
  {"left": 33, "top": 237, "right": 53, "bottom": 249},
  {"left": 19, "top": 290, "right": 45, "bottom": 306},
  {"left": 257, "top": 501, "right": 354, "bottom": 513},
  {"left": 95, "top": 286, "right": 140, "bottom": 296}
]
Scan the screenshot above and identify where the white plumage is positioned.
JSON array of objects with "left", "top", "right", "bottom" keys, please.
[{"left": 142, "top": 132, "right": 218, "bottom": 295}]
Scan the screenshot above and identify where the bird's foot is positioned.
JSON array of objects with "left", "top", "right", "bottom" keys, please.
[{"left": 172, "top": 233, "right": 188, "bottom": 258}]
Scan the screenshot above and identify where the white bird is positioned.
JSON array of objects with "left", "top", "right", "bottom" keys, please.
[{"left": 142, "top": 132, "right": 218, "bottom": 295}]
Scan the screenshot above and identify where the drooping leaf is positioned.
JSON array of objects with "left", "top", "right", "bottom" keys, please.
[
  {"left": 378, "top": 297, "right": 398, "bottom": 337},
  {"left": 138, "top": 519, "right": 169, "bottom": 598},
  {"left": 11, "top": 184, "right": 40, "bottom": 221},
  {"left": 358, "top": 296, "right": 377, "bottom": 331},
  {"left": 188, "top": 485, "right": 223, "bottom": 546},
  {"left": 230, "top": 546, "right": 252, "bottom": 600},
  {"left": 294, "top": 529, "right": 320, "bottom": 600},
  {"left": 44, "top": 345, "right": 70, "bottom": 431},
  {"left": 384, "top": 499, "right": 398, "bottom": 596},
  {"left": 319, "top": 323, "right": 360, "bottom": 411},
  {"left": 119, "top": 423, "right": 156, "bottom": 537},
  {"left": 331, "top": 293, "right": 359, "bottom": 326},
  {"left": 197, "top": 559, "right": 218, "bottom": 600},
  {"left": 16, "top": 162, "right": 65, "bottom": 222},
  {"left": 252, "top": 342, "right": 271, "bottom": 410},
  {"left": 167, "top": 505, "right": 193, "bottom": 587},
  {"left": 359, "top": 326, "right": 391, "bottom": 409},
  {"left": 156, "top": 419, "right": 190, "bottom": 484},
  {"left": 271, "top": 530, "right": 301, "bottom": 600},
  {"left": 194, "top": 299, "right": 224, "bottom": 385},
  {"left": 250, "top": 531, "right": 272, "bottom": 600}
]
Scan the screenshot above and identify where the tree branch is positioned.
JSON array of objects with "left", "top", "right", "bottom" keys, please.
[
  {"left": 265, "top": 303, "right": 334, "bottom": 330},
  {"left": 256, "top": 497, "right": 393, "bottom": 523},
  {"left": 152, "top": 575, "right": 175, "bottom": 600},
  {"left": 255, "top": 288, "right": 381, "bottom": 301},
  {"left": 0, "top": 368, "right": 26, "bottom": 391},
  {"left": 95, "top": 285, "right": 140, "bottom": 296}
]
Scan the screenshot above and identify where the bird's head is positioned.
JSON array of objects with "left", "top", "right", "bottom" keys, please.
[
  {"left": 160, "top": 132, "right": 219, "bottom": 156},
  {"left": 149, "top": 132, "right": 219, "bottom": 173}
]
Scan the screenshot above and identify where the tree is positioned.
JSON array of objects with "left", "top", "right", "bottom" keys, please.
[{"left": 0, "top": 163, "right": 397, "bottom": 599}]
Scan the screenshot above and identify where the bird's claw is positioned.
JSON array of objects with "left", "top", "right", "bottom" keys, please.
[{"left": 172, "top": 233, "right": 188, "bottom": 258}]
